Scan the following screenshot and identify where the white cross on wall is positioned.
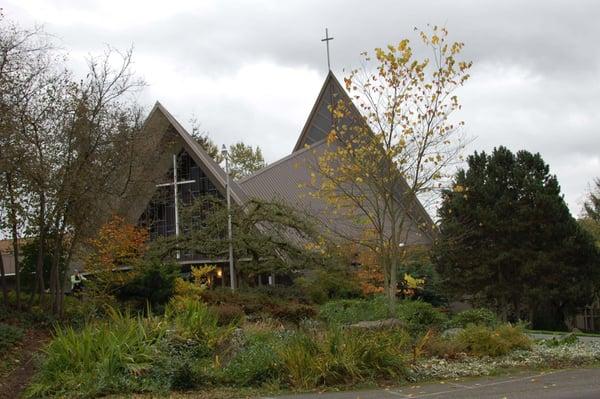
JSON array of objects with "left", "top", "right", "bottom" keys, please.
[{"left": 156, "top": 153, "right": 196, "bottom": 258}]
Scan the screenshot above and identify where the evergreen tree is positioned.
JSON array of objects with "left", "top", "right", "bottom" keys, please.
[
  {"left": 434, "top": 146, "right": 600, "bottom": 328},
  {"left": 584, "top": 179, "right": 600, "bottom": 222}
]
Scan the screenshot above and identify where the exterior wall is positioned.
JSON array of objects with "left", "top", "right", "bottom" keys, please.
[{"left": 1, "top": 252, "right": 16, "bottom": 275}]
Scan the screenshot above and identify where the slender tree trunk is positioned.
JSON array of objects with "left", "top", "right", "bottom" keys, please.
[
  {"left": 11, "top": 217, "right": 20, "bottom": 310},
  {"left": 35, "top": 191, "right": 46, "bottom": 307},
  {"left": 50, "top": 229, "right": 64, "bottom": 315},
  {"left": 0, "top": 246, "right": 7, "bottom": 306},
  {"left": 6, "top": 173, "right": 21, "bottom": 310},
  {"left": 389, "top": 254, "right": 398, "bottom": 305}
]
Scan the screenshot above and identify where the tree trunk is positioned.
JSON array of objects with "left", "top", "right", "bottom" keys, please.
[
  {"left": 499, "top": 297, "right": 508, "bottom": 323},
  {"left": 389, "top": 255, "right": 398, "bottom": 306},
  {"left": 0, "top": 246, "right": 7, "bottom": 306},
  {"left": 35, "top": 191, "right": 46, "bottom": 307},
  {"left": 50, "top": 231, "right": 63, "bottom": 315},
  {"left": 11, "top": 219, "right": 20, "bottom": 310},
  {"left": 7, "top": 172, "right": 21, "bottom": 310}
]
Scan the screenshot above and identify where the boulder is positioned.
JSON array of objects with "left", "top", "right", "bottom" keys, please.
[
  {"left": 348, "top": 318, "right": 404, "bottom": 330},
  {"left": 441, "top": 327, "right": 464, "bottom": 339}
]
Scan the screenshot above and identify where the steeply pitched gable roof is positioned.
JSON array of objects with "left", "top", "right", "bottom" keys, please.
[
  {"left": 125, "top": 102, "right": 247, "bottom": 223},
  {"left": 293, "top": 71, "right": 351, "bottom": 152},
  {"left": 240, "top": 139, "right": 435, "bottom": 245},
  {"left": 288, "top": 71, "right": 436, "bottom": 239},
  {"left": 151, "top": 102, "right": 247, "bottom": 204}
]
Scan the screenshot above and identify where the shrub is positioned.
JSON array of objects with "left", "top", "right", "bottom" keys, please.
[
  {"left": 542, "top": 333, "right": 578, "bottom": 347},
  {"left": 0, "top": 322, "right": 24, "bottom": 351},
  {"left": 115, "top": 258, "right": 179, "bottom": 313},
  {"left": 423, "top": 333, "right": 464, "bottom": 359},
  {"left": 63, "top": 293, "right": 120, "bottom": 328},
  {"left": 202, "top": 287, "right": 316, "bottom": 324},
  {"left": 270, "top": 302, "right": 317, "bottom": 325},
  {"left": 277, "top": 328, "right": 409, "bottom": 389},
  {"left": 295, "top": 269, "right": 363, "bottom": 304},
  {"left": 278, "top": 332, "right": 321, "bottom": 389},
  {"left": 396, "top": 300, "right": 447, "bottom": 336},
  {"left": 318, "top": 296, "right": 390, "bottom": 325},
  {"left": 26, "top": 310, "right": 168, "bottom": 398},
  {"left": 454, "top": 324, "right": 531, "bottom": 357},
  {"left": 165, "top": 297, "right": 234, "bottom": 350},
  {"left": 221, "top": 334, "right": 282, "bottom": 386},
  {"left": 449, "top": 308, "right": 498, "bottom": 328},
  {"left": 158, "top": 336, "right": 213, "bottom": 390},
  {"left": 254, "top": 285, "right": 313, "bottom": 304},
  {"left": 211, "top": 303, "right": 245, "bottom": 326}
]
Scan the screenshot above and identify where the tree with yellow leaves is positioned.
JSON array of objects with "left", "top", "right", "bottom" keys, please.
[{"left": 312, "top": 26, "right": 471, "bottom": 304}]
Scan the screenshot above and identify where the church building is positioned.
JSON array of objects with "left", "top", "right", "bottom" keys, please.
[{"left": 121, "top": 72, "right": 435, "bottom": 284}]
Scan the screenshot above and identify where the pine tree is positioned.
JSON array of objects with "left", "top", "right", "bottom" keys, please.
[
  {"left": 434, "top": 146, "right": 600, "bottom": 328},
  {"left": 584, "top": 179, "right": 600, "bottom": 222}
]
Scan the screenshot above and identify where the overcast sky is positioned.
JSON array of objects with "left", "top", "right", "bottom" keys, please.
[{"left": 4, "top": 0, "right": 599, "bottom": 216}]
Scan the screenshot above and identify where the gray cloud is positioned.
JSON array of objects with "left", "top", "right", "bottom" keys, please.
[{"left": 4, "top": 0, "right": 600, "bottom": 215}]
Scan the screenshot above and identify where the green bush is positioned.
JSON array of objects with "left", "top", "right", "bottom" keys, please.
[
  {"left": 318, "top": 298, "right": 447, "bottom": 335},
  {"left": 0, "top": 322, "right": 24, "bottom": 351},
  {"left": 278, "top": 332, "right": 321, "bottom": 389},
  {"left": 541, "top": 333, "right": 578, "bottom": 347},
  {"left": 318, "top": 296, "right": 390, "bottom": 324},
  {"left": 396, "top": 300, "right": 447, "bottom": 336},
  {"left": 278, "top": 328, "right": 409, "bottom": 389},
  {"left": 295, "top": 269, "right": 362, "bottom": 304},
  {"left": 254, "top": 285, "right": 313, "bottom": 304},
  {"left": 454, "top": 324, "right": 531, "bottom": 357},
  {"left": 26, "top": 310, "right": 169, "bottom": 398},
  {"left": 222, "top": 334, "right": 282, "bottom": 386},
  {"left": 116, "top": 258, "right": 179, "bottom": 313},
  {"left": 26, "top": 301, "right": 234, "bottom": 397},
  {"left": 449, "top": 308, "right": 498, "bottom": 328},
  {"left": 165, "top": 297, "right": 234, "bottom": 350}
]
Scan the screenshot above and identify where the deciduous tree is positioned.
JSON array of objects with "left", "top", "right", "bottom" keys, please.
[
  {"left": 228, "top": 141, "right": 266, "bottom": 180},
  {"left": 312, "top": 26, "right": 471, "bottom": 304}
]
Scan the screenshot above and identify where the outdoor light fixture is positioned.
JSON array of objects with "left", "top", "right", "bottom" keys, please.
[{"left": 216, "top": 268, "right": 223, "bottom": 278}]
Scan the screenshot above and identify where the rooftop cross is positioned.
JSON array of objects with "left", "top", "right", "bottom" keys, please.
[{"left": 321, "top": 28, "right": 334, "bottom": 71}]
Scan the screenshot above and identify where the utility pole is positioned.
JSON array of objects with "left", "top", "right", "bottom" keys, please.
[{"left": 221, "top": 145, "right": 235, "bottom": 290}]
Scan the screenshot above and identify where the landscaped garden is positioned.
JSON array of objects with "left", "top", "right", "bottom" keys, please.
[{"left": 3, "top": 281, "right": 595, "bottom": 399}]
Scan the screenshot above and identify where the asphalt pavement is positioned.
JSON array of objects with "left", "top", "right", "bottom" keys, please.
[{"left": 265, "top": 368, "right": 600, "bottom": 399}]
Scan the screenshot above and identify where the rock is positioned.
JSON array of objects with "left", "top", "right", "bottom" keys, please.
[
  {"left": 441, "top": 327, "right": 464, "bottom": 339},
  {"left": 229, "top": 327, "right": 246, "bottom": 352},
  {"left": 347, "top": 318, "right": 405, "bottom": 330}
]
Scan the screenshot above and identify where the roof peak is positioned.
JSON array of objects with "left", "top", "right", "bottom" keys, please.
[{"left": 291, "top": 71, "right": 350, "bottom": 153}]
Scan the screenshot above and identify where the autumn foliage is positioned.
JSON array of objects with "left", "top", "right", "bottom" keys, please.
[{"left": 85, "top": 215, "right": 149, "bottom": 291}]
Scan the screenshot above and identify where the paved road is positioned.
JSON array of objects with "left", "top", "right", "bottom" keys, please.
[{"left": 266, "top": 368, "right": 600, "bottom": 399}]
